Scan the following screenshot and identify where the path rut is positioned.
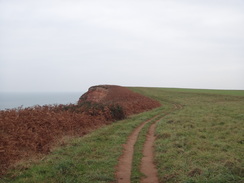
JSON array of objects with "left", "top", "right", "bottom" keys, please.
[
  {"left": 116, "top": 104, "right": 183, "bottom": 183},
  {"left": 116, "top": 115, "right": 159, "bottom": 183},
  {"left": 140, "top": 120, "right": 160, "bottom": 183},
  {"left": 140, "top": 104, "right": 183, "bottom": 183}
]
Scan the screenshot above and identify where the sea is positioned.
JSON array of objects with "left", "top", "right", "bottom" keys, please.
[{"left": 0, "top": 92, "right": 84, "bottom": 110}]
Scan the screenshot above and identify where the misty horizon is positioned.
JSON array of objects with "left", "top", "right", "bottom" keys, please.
[{"left": 1, "top": 0, "right": 243, "bottom": 92}]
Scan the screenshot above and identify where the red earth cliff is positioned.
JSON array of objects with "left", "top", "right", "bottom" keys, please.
[{"left": 79, "top": 85, "right": 161, "bottom": 116}]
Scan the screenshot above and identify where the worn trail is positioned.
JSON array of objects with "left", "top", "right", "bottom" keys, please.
[
  {"left": 116, "top": 115, "right": 159, "bottom": 183},
  {"left": 140, "top": 119, "right": 160, "bottom": 183},
  {"left": 140, "top": 104, "right": 183, "bottom": 183},
  {"left": 116, "top": 104, "right": 183, "bottom": 183}
]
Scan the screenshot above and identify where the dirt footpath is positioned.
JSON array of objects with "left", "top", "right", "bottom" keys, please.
[{"left": 116, "top": 103, "right": 183, "bottom": 183}]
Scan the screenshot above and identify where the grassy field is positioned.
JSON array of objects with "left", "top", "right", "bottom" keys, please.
[
  {"left": 1, "top": 87, "right": 243, "bottom": 183},
  {"left": 132, "top": 87, "right": 244, "bottom": 182},
  {"left": 147, "top": 87, "right": 244, "bottom": 97}
]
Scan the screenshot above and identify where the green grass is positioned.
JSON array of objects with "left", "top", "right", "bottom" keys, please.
[
  {"left": 131, "top": 87, "right": 244, "bottom": 183},
  {"left": 145, "top": 87, "right": 244, "bottom": 96},
  {"left": 2, "top": 87, "right": 244, "bottom": 183}
]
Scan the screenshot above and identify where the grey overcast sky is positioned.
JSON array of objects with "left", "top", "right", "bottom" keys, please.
[{"left": 0, "top": 0, "right": 244, "bottom": 92}]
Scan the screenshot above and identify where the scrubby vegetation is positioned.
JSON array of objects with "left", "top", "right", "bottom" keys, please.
[
  {"left": 0, "top": 85, "right": 160, "bottom": 176},
  {"left": 1, "top": 107, "right": 163, "bottom": 183},
  {"left": 0, "top": 103, "right": 119, "bottom": 175}
]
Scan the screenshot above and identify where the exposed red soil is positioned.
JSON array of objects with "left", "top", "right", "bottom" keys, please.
[
  {"left": 141, "top": 121, "right": 159, "bottom": 183},
  {"left": 79, "top": 85, "right": 161, "bottom": 116},
  {"left": 0, "top": 85, "right": 160, "bottom": 176}
]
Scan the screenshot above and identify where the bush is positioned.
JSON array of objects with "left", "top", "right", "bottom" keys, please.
[{"left": 109, "top": 104, "right": 125, "bottom": 120}]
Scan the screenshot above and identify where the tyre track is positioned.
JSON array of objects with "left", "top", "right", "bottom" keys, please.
[
  {"left": 140, "top": 104, "right": 183, "bottom": 183},
  {"left": 116, "top": 103, "right": 183, "bottom": 183},
  {"left": 140, "top": 119, "right": 160, "bottom": 183},
  {"left": 116, "top": 114, "right": 159, "bottom": 183}
]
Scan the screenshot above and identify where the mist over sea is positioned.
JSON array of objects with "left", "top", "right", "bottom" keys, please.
[{"left": 0, "top": 92, "right": 83, "bottom": 110}]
